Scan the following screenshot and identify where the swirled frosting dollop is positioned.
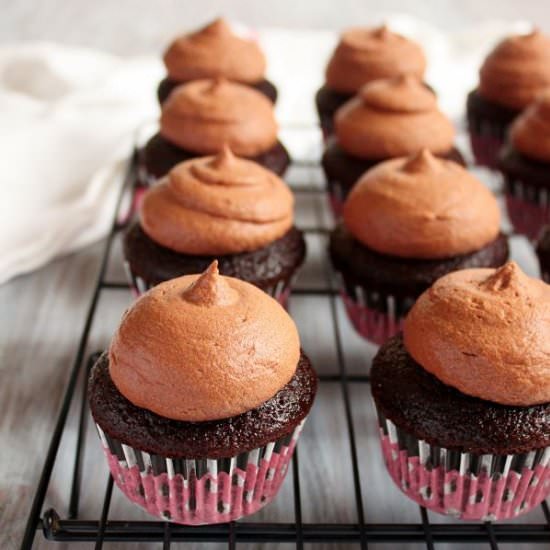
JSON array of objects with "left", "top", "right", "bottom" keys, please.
[
  {"left": 335, "top": 75, "right": 455, "bottom": 159},
  {"left": 163, "top": 18, "right": 266, "bottom": 84},
  {"left": 343, "top": 149, "right": 501, "bottom": 259},
  {"left": 140, "top": 147, "right": 294, "bottom": 255},
  {"left": 510, "top": 92, "right": 550, "bottom": 161},
  {"left": 109, "top": 261, "right": 301, "bottom": 421},
  {"left": 479, "top": 29, "right": 550, "bottom": 109},
  {"left": 325, "top": 25, "right": 426, "bottom": 94},
  {"left": 404, "top": 262, "right": 550, "bottom": 406},
  {"left": 160, "top": 78, "right": 278, "bottom": 156}
]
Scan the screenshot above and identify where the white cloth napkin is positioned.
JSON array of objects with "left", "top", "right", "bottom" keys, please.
[{"left": 0, "top": 17, "right": 531, "bottom": 285}]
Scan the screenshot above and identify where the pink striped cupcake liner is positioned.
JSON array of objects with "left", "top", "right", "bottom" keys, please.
[
  {"left": 338, "top": 281, "right": 414, "bottom": 345},
  {"left": 326, "top": 180, "right": 346, "bottom": 218},
  {"left": 95, "top": 421, "right": 304, "bottom": 525},
  {"left": 469, "top": 132, "right": 505, "bottom": 170},
  {"left": 124, "top": 261, "right": 293, "bottom": 308},
  {"left": 504, "top": 179, "right": 550, "bottom": 241},
  {"left": 377, "top": 412, "right": 550, "bottom": 521}
]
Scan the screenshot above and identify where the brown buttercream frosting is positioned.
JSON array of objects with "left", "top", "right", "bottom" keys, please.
[
  {"left": 404, "top": 262, "right": 550, "bottom": 406},
  {"left": 510, "top": 91, "right": 550, "bottom": 162},
  {"left": 140, "top": 146, "right": 294, "bottom": 255},
  {"left": 479, "top": 29, "right": 550, "bottom": 109},
  {"left": 109, "top": 261, "right": 301, "bottom": 421},
  {"left": 335, "top": 75, "right": 455, "bottom": 159},
  {"left": 325, "top": 25, "right": 426, "bottom": 94},
  {"left": 163, "top": 18, "right": 266, "bottom": 84},
  {"left": 343, "top": 150, "right": 501, "bottom": 259},
  {"left": 160, "top": 78, "right": 278, "bottom": 156}
]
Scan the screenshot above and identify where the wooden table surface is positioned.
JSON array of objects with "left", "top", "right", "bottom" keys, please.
[{"left": 2, "top": 3, "right": 550, "bottom": 549}]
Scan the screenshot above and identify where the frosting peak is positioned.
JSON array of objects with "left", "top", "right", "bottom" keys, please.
[
  {"left": 343, "top": 152, "right": 501, "bottom": 258},
  {"left": 181, "top": 261, "right": 238, "bottom": 306},
  {"left": 325, "top": 25, "right": 426, "bottom": 93},
  {"left": 404, "top": 262, "right": 550, "bottom": 406},
  {"left": 335, "top": 76, "right": 455, "bottom": 159},
  {"left": 510, "top": 92, "right": 550, "bottom": 162},
  {"left": 109, "top": 267, "right": 301, "bottom": 421},
  {"left": 479, "top": 261, "right": 524, "bottom": 292},
  {"left": 160, "top": 79, "right": 278, "bottom": 156},
  {"left": 478, "top": 29, "right": 550, "bottom": 109},
  {"left": 163, "top": 18, "right": 266, "bottom": 84},
  {"left": 140, "top": 149, "right": 294, "bottom": 255},
  {"left": 401, "top": 148, "right": 439, "bottom": 173}
]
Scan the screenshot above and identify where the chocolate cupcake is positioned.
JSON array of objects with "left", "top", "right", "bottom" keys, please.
[
  {"left": 126, "top": 147, "right": 306, "bottom": 306},
  {"left": 322, "top": 75, "right": 464, "bottom": 216},
  {"left": 467, "top": 29, "right": 550, "bottom": 168},
  {"left": 141, "top": 78, "right": 290, "bottom": 185},
  {"left": 315, "top": 25, "right": 426, "bottom": 137},
  {"left": 536, "top": 226, "right": 550, "bottom": 282},
  {"left": 371, "top": 262, "right": 550, "bottom": 520},
  {"left": 330, "top": 150, "right": 509, "bottom": 345},
  {"left": 89, "top": 262, "right": 317, "bottom": 524},
  {"left": 498, "top": 93, "right": 550, "bottom": 240},
  {"left": 158, "top": 18, "right": 276, "bottom": 104}
]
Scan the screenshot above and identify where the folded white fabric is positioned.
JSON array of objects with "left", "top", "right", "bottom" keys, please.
[
  {"left": 0, "top": 17, "right": 531, "bottom": 285},
  {"left": 0, "top": 43, "right": 162, "bottom": 285}
]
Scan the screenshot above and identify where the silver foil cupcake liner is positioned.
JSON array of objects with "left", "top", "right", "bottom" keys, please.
[
  {"left": 95, "top": 420, "right": 305, "bottom": 525},
  {"left": 376, "top": 411, "right": 550, "bottom": 521}
]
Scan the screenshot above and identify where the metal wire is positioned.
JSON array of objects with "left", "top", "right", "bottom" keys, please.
[{"left": 21, "top": 148, "right": 550, "bottom": 549}]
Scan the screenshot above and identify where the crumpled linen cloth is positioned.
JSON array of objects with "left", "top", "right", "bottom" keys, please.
[{"left": 0, "top": 16, "right": 529, "bottom": 285}]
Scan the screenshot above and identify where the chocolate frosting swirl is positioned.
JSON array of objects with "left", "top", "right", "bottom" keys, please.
[
  {"left": 343, "top": 150, "right": 501, "bottom": 259},
  {"left": 163, "top": 18, "right": 266, "bottom": 84},
  {"left": 325, "top": 25, "right": 426, "bottom": 94},
  {"left": 479, "top": 29, "right": 550, "bottom": 109},
  {"left": 140, "top": 147, "right": 294, "bottom": 255},
  {"left": 109, "top": 261, "right": 301, "bottom": 421},
  {"left": 404, "top": 262, "right": 550, "bottom": 406},
  {"left": 335, "top": 75, "right": 455, "bottom": 159},
  {"left": 160, "top": 78, "right": 278, "bottom": 156},
  {"left": 510, "top": 91, "right": 550, "bottom": 161}
]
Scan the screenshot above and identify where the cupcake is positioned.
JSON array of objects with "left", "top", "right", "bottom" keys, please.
[
  {"left": 498, "top": 93, "right": 550, "bottom": 240},
  {"left": 158, "top": 18, "right": 277, "bottom": 105},
  {"left": 322, "top": 75, "right": 464, "bottom": 216},
  {"left": 89, "top": 262, "right": 318, "bottom": 525},
  {"left": 467, "top": 29, "right": 550, "bottom": 168},
  {"left": 140, "top": 78, "right": 290, "bottom": 186},
  {"left": 126, "top": 146, "right": 306, "bottom": 306},
  {"left": 371, "top": 262, "right": 550, "bottom": 520},
  {"left": 329, "top": 150, "right": 509, "bottom": 345},
  {"left": 315, "top": 25, "right": 426, "bottom": 137},
  {"left": 536, "top": 226, "right": 550, "bottom": 282}
]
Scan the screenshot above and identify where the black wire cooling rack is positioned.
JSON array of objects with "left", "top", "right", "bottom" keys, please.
[{"left": 20, "top": 137, "right": 550, "bottom": 549}]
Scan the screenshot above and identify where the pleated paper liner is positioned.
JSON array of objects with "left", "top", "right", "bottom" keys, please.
[
  {"left": 504, "top": 177, "right": 550, "bottom": 241},
  {"left": 96, "top": 420, "right": 305, "bottom": 525},
  {"left": 376, "top": 411, "right": 550, "bottom": 521}
]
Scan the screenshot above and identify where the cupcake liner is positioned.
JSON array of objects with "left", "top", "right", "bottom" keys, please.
[
  {"left": 338, "top": 279, "right": 415, "bottom": 345},
  {"left": 376, "top": 411, "right": 550, "bottom": 521},
  {"left": 468, "top": 117, "right": 507, "bottom": 169},
  {"left": 124, "top": 261, "right": 294, "bottom": 308},
  {"left": 137, "top": 151, "right": 157, "bottom": 188},
  {"left": 326, "top": 179, "right": 346, "bottom": 218},
  {"left": 504, "top": 178, "right": 550, "bottom": 241},
  {"left": 95, "top": 420, "right": 305, "bottom": 525},
  {"left": 116, "top": 185, "right": 147, "bottom": 228}
]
